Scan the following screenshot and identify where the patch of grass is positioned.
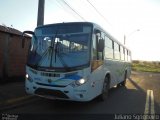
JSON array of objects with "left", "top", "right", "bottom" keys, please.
[{"left": 132, "top": 60, "right": 160, "bottom": 73}]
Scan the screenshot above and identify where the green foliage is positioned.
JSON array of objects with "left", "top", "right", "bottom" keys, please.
[{"left": 132, "top": 60, "right": 160, "bottom": 73}]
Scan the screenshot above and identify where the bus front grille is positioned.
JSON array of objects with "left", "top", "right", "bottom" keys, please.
[
  {"left": 35, "top": 88, "right": 69, "bottom": 99},
  {"left": 41, "top": 72, "right": 60, "bottom": 77}
]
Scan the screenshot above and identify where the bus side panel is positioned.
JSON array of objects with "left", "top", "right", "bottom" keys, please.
[
  {"left": 104, "top": 59, "right": 118, "bottom": 88},
  {"left": 89, "top": 65, "right": 107, "bottom": 98},
  {"left": 126, "top": 62, "right": 132, "bottom": 78},
  {"left": 115, "top": 60, "right": 127, "bottom": 84}
]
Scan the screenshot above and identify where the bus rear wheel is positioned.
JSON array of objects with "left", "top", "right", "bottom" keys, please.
[
  {"left": 117, "top": 72, "right": 127, "bottom": 87},
  {"left": 121, "top": 72, "right": 127, "bottom": 86},
  {"left": 99, "top": 76, "right": 110, "bottom": 101}
]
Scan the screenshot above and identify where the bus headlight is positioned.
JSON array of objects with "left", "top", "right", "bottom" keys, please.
[
  {"left": 26, "top": 74, "right": 29, "bottom": 79},
  {"left": 26, "top": 74, "right": 33, "bottom": 82},
  {"left": 71, "top": 78, "right": 88, "bottom": 87},
  {"left": 75, "top": 78, "right": 86, "bottom": 85}
]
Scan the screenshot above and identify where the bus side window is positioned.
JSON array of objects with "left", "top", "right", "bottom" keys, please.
[
  {"left": 114, "top": 42, "right": 120, "bottom": 60},
  {"left": 93, "top": 31, "right": 104, "bottom": 60},
  {"left": 127, "top": 51, "right": 131, "bottom": 62},
  {"left": 97, "top": 32, "right": 105, "bottom": 60},
  {"left": 105, "top": 37, "right": 114, "bottom": 59},
  {"left": 125, "top": 49, "right": 128, "bottom": 61},
  {"left": 120, "top": 46, "right": 124, "bottom": 61},
  {"left": 91, "top": 30, "right": 104, "bottom": 71},
  {"left": 123, "top": 47, "right": 125, "bottom": 60},
  {"left": 92, "top": 34, "right": 97, "bottom": 60}
]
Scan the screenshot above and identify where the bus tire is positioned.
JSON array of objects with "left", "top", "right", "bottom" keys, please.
[
  {"left": 117, "top": 82, "right": 121, "bottom": 87},
  {"left": 121, "top": 72, "right": 127, "bottom": 86},
  {"left": 99, "top": 76, "right": 110, "bottom": 101}
]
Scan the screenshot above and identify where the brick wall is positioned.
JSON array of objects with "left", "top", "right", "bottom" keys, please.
[
  {"left": 0, "top": 32, "right": 5, "bottom": 79},
  {"left": 8, "top": 35, "right": 30, "bottom": 77},
  {"left": 0, "top": 31, "right": 31, "bottom": 80}
]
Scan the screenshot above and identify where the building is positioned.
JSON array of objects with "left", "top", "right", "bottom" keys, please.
[{"left": 0, "top": 25, "right": 31, "bottom": 82}]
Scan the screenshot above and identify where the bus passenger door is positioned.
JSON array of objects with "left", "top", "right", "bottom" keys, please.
[{"left": 91, "top": 30, "right": 105, "bottom": 94}]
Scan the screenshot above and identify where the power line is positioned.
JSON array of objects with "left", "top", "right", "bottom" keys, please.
[
  {"left": 54, "top": 0, "right": 82, "bottom": 21},
  {"left": 47, "top": 0, "right": 64, "bottom": 22},
  {"left": 61, "top": 0, "right": 86, "bottom": 21},
  {"left": 86, "top": 0, "right": 112, "bottom": 26},
  {"left": 48, "top": 0, "right": 84, "bottom": 22}
]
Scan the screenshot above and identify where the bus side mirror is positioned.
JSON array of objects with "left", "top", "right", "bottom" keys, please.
[
  {"left": 98, "top": 39, "right": 104, "bottom": 52},
  {"left": 94, "top": 29, "right": 101, "bottom": 34},
  {"left": 22, "top": 31, "right": 34, "bottom": 48}
]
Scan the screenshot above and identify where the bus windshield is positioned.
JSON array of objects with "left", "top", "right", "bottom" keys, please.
[{"left": 27, "top": 24, "right": 92, "bottom": 71}]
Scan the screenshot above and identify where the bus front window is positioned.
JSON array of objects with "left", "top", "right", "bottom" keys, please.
[{"left": 27, "top": 24, "right": 92, "bottom": 71}]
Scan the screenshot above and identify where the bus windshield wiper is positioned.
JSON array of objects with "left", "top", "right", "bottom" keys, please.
[
  {"left": 55, "top": 42, "right": 70, "bottom": 71},
  {"left": 35, "top": 45, "right": 53, "bottom": 67},
  {"left": 52, "top": 29, "right": 69, "bottom": 71},
  {"left": 50, "top": 29, "right": 58, "bottom": 67}
]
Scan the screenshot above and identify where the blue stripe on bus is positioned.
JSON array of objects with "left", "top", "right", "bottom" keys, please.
[{"left": 60, "top": 74, "right": 82, "bottom": 81}]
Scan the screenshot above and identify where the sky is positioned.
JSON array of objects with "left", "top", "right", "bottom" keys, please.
[{"left": 0, "top": 0, "right": 160, "bottom": 61}]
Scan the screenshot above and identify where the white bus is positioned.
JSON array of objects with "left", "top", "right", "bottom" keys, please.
[{"left": 22, "top": 22, "right": 131, "bottom": 102}]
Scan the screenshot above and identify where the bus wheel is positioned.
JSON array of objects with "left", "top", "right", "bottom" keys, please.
[
  {"left": 117, "top": 83, "right": 121, "bottom": 87},
  {"left": 121, "top": 72, "right": 127, "bottom": 86},
  {"left": 99, "top": 76, "right": 110, "bottom": 101}
]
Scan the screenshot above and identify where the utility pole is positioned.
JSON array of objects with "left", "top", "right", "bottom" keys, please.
[{"left": 37, "top": 0, "right": 45, "bottom": 26}]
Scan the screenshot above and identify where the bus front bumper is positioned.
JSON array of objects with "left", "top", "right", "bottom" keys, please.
[{"left": 25, "top": 79, "right": 92, "bottom": 102}]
